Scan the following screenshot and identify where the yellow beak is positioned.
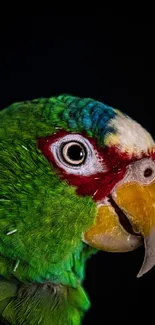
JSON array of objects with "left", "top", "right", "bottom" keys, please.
[{"left": 83, "top": 180, "right": 155, "bottom": 277}]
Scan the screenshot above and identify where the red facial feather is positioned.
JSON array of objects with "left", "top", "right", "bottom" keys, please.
[{"left": 37, "top": 131, "right": 154, "bottom": 202}]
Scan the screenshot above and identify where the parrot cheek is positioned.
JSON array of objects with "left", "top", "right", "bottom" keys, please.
[{"left": 83, "top": 200, "right": 142, "bottom": 253}]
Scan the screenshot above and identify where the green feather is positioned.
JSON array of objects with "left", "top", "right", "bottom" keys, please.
[
  {"left": 0, "top": 95, "right": 104, "bottom": 324},
  {"left": 1, "top": 280, "right": 90, "bottom": 324}
]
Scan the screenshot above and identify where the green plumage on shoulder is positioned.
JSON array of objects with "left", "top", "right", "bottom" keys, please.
[
  {"left": 0, "top": 278, "right": 90, "bottom": 324},
  {"left": 0, "top": 95, "right": 98, "bottom": 324}
]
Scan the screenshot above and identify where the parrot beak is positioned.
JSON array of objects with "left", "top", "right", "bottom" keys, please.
[{"left": 83, "top": 180, "right": 155, "bottom": 277}]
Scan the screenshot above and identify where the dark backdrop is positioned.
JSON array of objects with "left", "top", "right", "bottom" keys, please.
[{"left": 0, "top": 15, "right": 155, "bottom": 324}]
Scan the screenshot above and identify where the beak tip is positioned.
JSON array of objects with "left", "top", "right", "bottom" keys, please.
[{"left": 136, "top": 271, "right": 143, "bottom": 278}]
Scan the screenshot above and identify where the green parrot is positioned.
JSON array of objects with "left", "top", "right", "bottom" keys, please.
[{"left": 0, "top": 94, "right": 155, "bottom": 324}]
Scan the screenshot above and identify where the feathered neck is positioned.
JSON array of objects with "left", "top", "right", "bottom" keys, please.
[{"left": 0, "top": 244, "right": 96, "bottom": 325}]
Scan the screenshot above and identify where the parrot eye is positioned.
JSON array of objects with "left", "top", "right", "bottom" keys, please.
[
  {"left": 49, "top": 133, "right": 106, "bottom": 176},
  {"left": 61, "top": 141, "right": 86, "bottom": 166}
]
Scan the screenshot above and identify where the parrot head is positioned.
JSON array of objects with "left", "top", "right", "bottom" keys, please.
[{"left": 0, "top": 94, "right": 155, "bottom": 284}]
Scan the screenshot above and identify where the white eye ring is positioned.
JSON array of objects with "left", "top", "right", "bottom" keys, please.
[
  {"left": 61, "top": 141, "right": 86, "bottom": 166},
  {"left": 50, "top": 134, "right": 106, "bottom": 176}
]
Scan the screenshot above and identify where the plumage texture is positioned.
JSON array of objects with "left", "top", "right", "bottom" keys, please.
[{"left": 0, "top": 94, "right": 153, "bottom": 324}]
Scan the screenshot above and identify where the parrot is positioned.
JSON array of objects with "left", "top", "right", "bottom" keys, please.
[{"left": 0, "top": 94, "right": 155, "bottom": 325}]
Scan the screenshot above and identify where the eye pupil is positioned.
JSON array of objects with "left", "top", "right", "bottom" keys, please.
[
  {"left": 61, "top": 141, "right": 86, "bottom": 166},
  {"left": 144, "top": 168, "right": 153, "bottom": 177},
  {"left": 67, "top": 145, "right": 84, "bottom": 161}
]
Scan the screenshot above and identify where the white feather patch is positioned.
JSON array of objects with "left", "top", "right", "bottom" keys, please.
[{"left": 105, "top": 112, "right": 155, "bottom": 156}]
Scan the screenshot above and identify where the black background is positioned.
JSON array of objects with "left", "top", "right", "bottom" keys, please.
[{"left": 0, "top": 15, "right": 155, "bottom": 324}]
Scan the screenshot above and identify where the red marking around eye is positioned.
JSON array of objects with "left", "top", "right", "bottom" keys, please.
[{"left": 37, "top": 131, "right": 155, "bottom": 202}]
